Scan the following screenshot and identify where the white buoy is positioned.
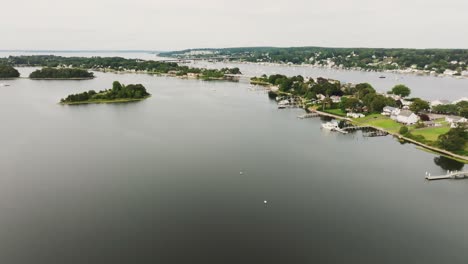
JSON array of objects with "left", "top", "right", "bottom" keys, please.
[
  {"left": 240, "top": 171, "right": 243, "bottom": 175},
  {"left": 264, "top": 200, "right": 267, "bottom": 204}
]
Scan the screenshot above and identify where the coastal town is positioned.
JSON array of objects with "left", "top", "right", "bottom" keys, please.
[{"left": 253, "top": 74, "right": 468, "bottom": 161}]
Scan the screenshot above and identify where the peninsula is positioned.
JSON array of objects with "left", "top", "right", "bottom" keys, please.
[
  {"left": 0, "top": 65, "right": 20, "bottom": 78},
  {"left": 251, "top": 74, "right": 468, "bottom": 161},
  {"left": 60, "top": 81, "right": 150, "bottom": 105},
  {"left": 30, "top": 67, "right": 94, "bottom": 79}
]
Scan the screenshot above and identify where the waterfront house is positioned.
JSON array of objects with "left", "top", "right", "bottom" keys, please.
[
  {"left": 430, "top": 99, "right": 451, "bottom": 107},
  {"left": 316, "top": 94, "right": 326, "bottom": 101},
  {"left": 400, "top": 99, "right": 412, "bottom": 110},
  {"left": 382, "top": 106, "right": 400, "bottom": 116},
  {"left": 396, "top": 110, "right": 419, "bottom": 125},
  {"left": 445, "top": 115, "right": 468, "bottom": 128},
  {"left": 330, "top": 95, "right": 341, "bottom": 103}
]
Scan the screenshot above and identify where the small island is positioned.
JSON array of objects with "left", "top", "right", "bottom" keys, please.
[
  {"left": 30, "top": 67, "right": 94, "bottom": 79},
  {"left": 60, "top": 81, "right": 150, "bottom": 105},
  {"left": 0, "top": 65, "right": 20, "bottom": 78}
]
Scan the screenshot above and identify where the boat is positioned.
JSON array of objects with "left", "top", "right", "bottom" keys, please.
[
  {"left": 321, "top": 121, "right": 339, "bottom": 130},
  {"left": 379, "top": 76, "right": 386, "bottom": 79},
  {"left": 0, "top": 83, "right": 10, "bottom": 87}
]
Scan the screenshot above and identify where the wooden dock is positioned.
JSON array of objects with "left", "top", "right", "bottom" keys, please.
[
  {"left": 297, "top": 113, "right": 319, "bottom": 119},
  {"left": 425, "top": 171, "right": 468, "bottom": 181}
]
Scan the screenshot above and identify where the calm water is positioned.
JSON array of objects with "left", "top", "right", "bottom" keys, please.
[{"left": 0, "top": 65, "right": 467, "bottom": 263}]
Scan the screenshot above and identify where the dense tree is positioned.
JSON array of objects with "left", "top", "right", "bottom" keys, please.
[
  {"left": 30, "top": 68, "right": 94, "bottom": 79},
  {"left": 410, "top": 98, "right": 430, "bottom": 113},
  {"left": 460, "top": 107, "right": 468, "bottom": 118},
  {"left": 354, "top": 83, "right": 376, "bottom": 99},
  {"left": 2, "top": 55, "right": 239, "bottom": 81},
  {"left": 339, "top": 97, "right": 361, "bottom": 112},
  {"left": 61, "top": 81, "right": 150, "bottom": 103},
  {"left": 399, "top": 126, "right": 409, "bottom": 135},
  {"left": 437, "top": 126, "right": 468, "bottom": 151},
  {"left": 162, "top": 47, "right": 468, "bottom": 74},
  {"left": 390, "top": 84, "right": 411, "bottom": 97},
  {"left": 0, "top": 65, "right": 20, "bottom": 78},
  {"left": 431, "top": 104, "right": 459, "bottom": 115}
]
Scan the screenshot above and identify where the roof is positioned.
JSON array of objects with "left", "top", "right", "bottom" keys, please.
[
  {"left": 383, "top": 106, "right": 397, "bottom": 111},
  {"left": 398, "top": 110, "right": 414, "bottom": 117}
]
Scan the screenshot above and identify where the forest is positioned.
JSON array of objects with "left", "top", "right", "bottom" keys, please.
[{"left": 61, "top": 81, "right": 150, "bottom": 104}]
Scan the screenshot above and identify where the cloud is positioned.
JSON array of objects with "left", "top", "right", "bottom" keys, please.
[{"left": 1, "top": 0, "right": 467, "bottom": 50}]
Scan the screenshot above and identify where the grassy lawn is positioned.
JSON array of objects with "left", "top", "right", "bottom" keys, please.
[
  {"left": 353, "top": 114, "right": 402, "bottom": 133},
  {"left": 324, "top": 108, "right": 347, "bottom": 117},
  {"left": 410, "top": 126, "right": 450, "bottom": 141}
]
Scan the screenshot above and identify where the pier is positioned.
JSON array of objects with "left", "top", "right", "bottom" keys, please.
[
  {"left": 297, "top": 113, "right": 319, "bottom": 119},
  {"left": 425, "top": 171, "right": 468, "bottom": 181}
]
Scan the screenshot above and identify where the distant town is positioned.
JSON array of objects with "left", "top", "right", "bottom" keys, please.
[{"left": 162, "top": 47, "right": 468, "bottom": 78}]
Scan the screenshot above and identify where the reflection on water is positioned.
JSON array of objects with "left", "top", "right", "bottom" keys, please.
[{"left": 433, "top": 156, "right": 465, "bottom": 171}]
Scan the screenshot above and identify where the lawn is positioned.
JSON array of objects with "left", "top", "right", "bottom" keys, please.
[
  {"left": 410, "top": 126, "right": 451, "bottom": 141},
  {"left": 353, "top": 114, "right": 402, "bottom": 133},
  {"left": 324, "top": 108, "right": 347, "bottom": 117}
]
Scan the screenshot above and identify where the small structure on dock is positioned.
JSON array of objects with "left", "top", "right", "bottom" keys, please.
[{"left": 425, "top": 171, "right": 468, "bottom": 181}]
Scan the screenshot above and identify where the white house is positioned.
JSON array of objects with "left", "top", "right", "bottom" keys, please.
[
  {"left": 330, "top": 95, "right": 341, "bottom": 103},
  {"left": 347, "top": 113, "right": 365, "bottom": 118},
  {"left": 382, "top": 106, "right": 400, "bottom": 116},
  {"left": 396, "top": 110, "right": 419, "bottom": 125},
  {"left": 430, "top": 99, "right": 451, "bottom": 107},
  {"left": 400, "top": 99, "right": 412, "bottom": 109},
  {"left": 445, "top": 115, "right": 467, "bottom": 128},
  {"left": 316, "top": 94, "right": 326, "bottom": 100}
]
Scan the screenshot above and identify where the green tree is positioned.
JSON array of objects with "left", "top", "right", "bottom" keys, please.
[
  {"left": 399, "top": 126, "right": 409, "bottom": 135},
  {"left": 410, "top": 98, "right": 430, "bottom": 113},
  {"left": 0, "top": 65, "right": 20, "bottom": 78},
  {"left": 459, "top": 107, "right": 468, "bottom": 118},
  {"left": 437, "top": 126, "right": 468, "bottom": 151},
  {"left": 340, "top": 97, "right": 361, "bottom": 112},
  {"left": 390, "top": 84, "right": 411, "bottom": 97}
]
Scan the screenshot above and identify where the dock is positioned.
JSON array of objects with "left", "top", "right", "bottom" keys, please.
[
  {"left": 425, "top": 171, "right": 468, "bottom": 181},
  {"left": 297, "top": 113, "right": 319, "bottom": 119}
]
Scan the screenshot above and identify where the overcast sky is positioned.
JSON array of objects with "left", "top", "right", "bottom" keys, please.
[{"left": 1, "top": 0, "right": 467, "bottom": 50}]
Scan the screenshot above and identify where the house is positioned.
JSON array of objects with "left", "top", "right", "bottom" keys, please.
[
  {"left": 330, "top": 95, "right": 341, "bottom": 103},
  {"left": 400, "top": 99, "right": 412, "bottom": 109},
  {"left": 382, "top": 106, "right": 400, "bottom": 116},
  {"left": 396, "top": 110, "right": 419, "bottom": 125},
  {"left": 316, "top": 94, "right": 326, "bottom": 100},
  {"left": 445, "top": 115, "right": 467, "bottom": 128},
  {"left": 187, "top": 72, "right": 199, "bottom": 78},
  {"left": 430, "top": 99, "right": 451, "bottom": 107},
  {"left": 347, "top": 113, "right": 365, "bottom": 118},
  {"left": 423, "top": 121, "right": 441, "bottom": 127}
]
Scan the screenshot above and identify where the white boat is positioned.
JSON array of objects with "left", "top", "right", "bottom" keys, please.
[
  {"left": 0, "top": 83, "right": 10, "bottom": 87},
  {"left": 321, "top": 121, "right": 339, "bottom": 130}
]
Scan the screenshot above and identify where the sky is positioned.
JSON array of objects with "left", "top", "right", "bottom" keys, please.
[{"left": 1, "top": 0, "right": 468, "bottom": 51}]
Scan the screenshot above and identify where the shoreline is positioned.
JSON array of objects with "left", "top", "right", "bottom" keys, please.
[
  {"left": 30, "top": 77, "right": 95, "bottom": 80},
  {"left": 191, "top": 59, "right": 468, "bottom": 80},
  {"left": 308, "top": 108, "right": 468, "bottom": 163},
  {"left": 60, "top": 96, "right": 151, "bottom": 105}
]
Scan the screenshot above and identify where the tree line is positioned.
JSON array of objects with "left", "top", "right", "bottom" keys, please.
[
  {"left": 30, "top": 68, "right": 94, "bottom": 79},
  {"left": 0, "top": 55, "right": 240, "bottom": 80},
  {"left": 61, "top": 81, "right": 150, "bottom": 103},
  {"left": 0, "top": 65, "right": 20, "bottom": 78},
  {"left": 165, "top": 47, "right": 468, "bottom": 74}
]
